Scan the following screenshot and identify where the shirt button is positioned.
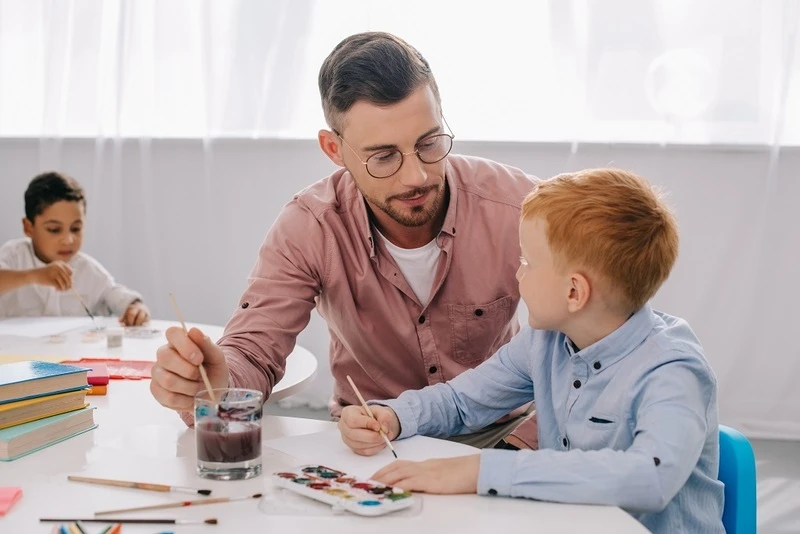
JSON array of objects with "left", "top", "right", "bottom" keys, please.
[
  {"left": 418, "top": 315, "right": 425, "bottom": 324},
  {"left": 241, "top": 302, "right": 249, "bottom": 309},
  {"left": 562, "top": 437, "right": 568, "bottom": 447},
  {"left": 593, "top": 361, "right": 601, "bottom": 370},
  {"left": 474, "top": 309, "right": 484, "bottom": 317},
  {"left": 487, "top": 489, "right": 497, "bottom": 496},
  {"left": 573, "top": 380, "right": 581, "bottom": 389},
  {"left": 429, "top": 366, "right": 438, "bottom": 374}
]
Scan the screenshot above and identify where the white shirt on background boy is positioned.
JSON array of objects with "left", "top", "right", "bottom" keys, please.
[{"left": 0, "top": 237, "right": 141, "bottom": 318}]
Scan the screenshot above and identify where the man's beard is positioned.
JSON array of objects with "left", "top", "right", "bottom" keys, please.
[{"left": 366, "top": 183, "right": 444, "bottom": 227}]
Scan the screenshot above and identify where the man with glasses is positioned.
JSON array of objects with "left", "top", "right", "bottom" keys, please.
[{"left": 150, "top": 32, "right": 538, "bottom": 450}]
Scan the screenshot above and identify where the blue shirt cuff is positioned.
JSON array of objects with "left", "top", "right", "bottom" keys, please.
[
  {"left": 367, "top": 398, "right": 418, "bottom": 439},
  {"left": 478, "top": 449, "right": 518, "bottom": 496}
]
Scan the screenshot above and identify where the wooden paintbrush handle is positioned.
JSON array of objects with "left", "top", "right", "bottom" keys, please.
[
  {"left": 67, "top": 476, "right": 169, "bottom": 492},
  {"left": 96, "top": 497, "right": 229, "bottom": 516}
]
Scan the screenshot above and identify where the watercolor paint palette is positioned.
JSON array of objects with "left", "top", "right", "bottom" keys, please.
[{"left": 271, "top": 465, "right": 415, "bottom": 516}]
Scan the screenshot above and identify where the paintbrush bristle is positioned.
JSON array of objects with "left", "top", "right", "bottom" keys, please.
[
  {"left": 198, "top": 489, "right": 212, "bottom": 495},
  {"left": 391, "top": 449, "right": 398, "bottom": 459},
  {"left": 205, "top": 519, "right": 218, "bottom": 524},
  {"left": 252, "top": 493, "right": 262, "bottom": 498}
]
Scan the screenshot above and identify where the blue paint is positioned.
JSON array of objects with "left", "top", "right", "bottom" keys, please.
[{"left": 358, "top": 500, "right": 381, "bottom": 506}]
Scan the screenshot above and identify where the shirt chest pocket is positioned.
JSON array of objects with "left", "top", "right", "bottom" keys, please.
[
  {"left": 447, "top": 295, "right": 514, "bottom": 366},
  {"left": 578, "top": 413, "right": 629, "bottom": 450}
]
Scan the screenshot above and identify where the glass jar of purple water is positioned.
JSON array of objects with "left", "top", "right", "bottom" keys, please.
[{"left": 195, "top": 388, "right": 263, "bottom": 480}]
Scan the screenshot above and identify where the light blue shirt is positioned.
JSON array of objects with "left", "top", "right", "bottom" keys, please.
[{"left": 378, "top": 305, "right": 725, "bottom": 534}]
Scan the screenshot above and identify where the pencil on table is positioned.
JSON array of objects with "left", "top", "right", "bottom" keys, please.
[
  {"left": 346, "top": 375, "right": 398, "bottom": 459},
  {"left": 168, "top": 292, "right": 216, "bottom": 403}
]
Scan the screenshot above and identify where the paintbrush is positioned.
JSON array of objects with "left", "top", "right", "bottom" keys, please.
[
  {"left": 95, "top": 493, "right": 262, "bottom": 516},
  {"left": 168, "top": 292, "right": 217, "bottom": 403},
  {"left": 346, "top": 375, "right": 398, "bottom": 459},
  {"left": 71, "top": 288, "right": 96, "bottom": 326},
  {"left": 67, "top": 476, "right": 212, "bottom": 496},
  {"left": 40, "top": 518, "right": 218, "bottom": 525}
]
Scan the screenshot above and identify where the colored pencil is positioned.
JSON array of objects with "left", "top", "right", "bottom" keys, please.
[
  {"left": 346, "top": 375, "right": 398, "bottom": 458},
  {"left": 168, "top": 292, "right": 216, "bottom": 403},
  {"left": 67, "top": 476, "right": 212, "bottom": 496},
  {"left": 95, "top": 493, "right": 262, "bottom": 516}
]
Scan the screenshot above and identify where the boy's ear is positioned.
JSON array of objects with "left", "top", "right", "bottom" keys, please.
[
  {"left": 22, "top": 217, "right": 33, "bottom": 238},
  {"left": 318, "top": 129, "right": 346, "bottom": 167},
  {"left": 567, "top": 272, "right": 591, "bottom": 313}
]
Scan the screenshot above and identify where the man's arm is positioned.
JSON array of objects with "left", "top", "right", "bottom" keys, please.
[
  {"left": 217, "top": 199, "right": 328, "bottom": 400},
  {"left": 478, "top": 358, "right": 715, "bottom": 513},
  {"left": 378, "top": 328, "right": 537, "bottom": 440}
]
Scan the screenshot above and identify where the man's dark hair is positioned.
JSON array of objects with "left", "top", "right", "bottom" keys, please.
[
  {"left": 318, "top": 32, "right": 441, "bottom": 132},
  {"left": 24, "top": 172, "right": 86, "bottom": 221}
]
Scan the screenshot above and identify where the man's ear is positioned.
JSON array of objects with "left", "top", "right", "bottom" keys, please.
[
  {"left": 567, "top": 272, "right": 591, "bottom": 313},
  {"left": 318, "top": 129, "right": 345, "bottom": 167},
  {"left": 22, "top": 217, "right": 33, "bottom": 238}
]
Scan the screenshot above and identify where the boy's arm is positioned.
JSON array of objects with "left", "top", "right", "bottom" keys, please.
[
  {"left": 377, "top": 328, "right": 537, "bottom": 440},
  {"left": 478, "top": 357, "right": 714, "bottom": 513},
  {"left": 0, "top": 269, "right": 37, "bottom": 294},
  {"left": 100, "top": 280, "right": 144, "bottom": 316}
]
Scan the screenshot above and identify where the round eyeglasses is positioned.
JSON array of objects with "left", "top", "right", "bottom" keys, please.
[{"left": 335, "top": 122, "right": 455, "bottom": 179}]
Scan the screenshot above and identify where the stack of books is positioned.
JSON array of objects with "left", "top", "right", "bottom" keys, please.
[{"left": 0, "top": 361, "right": 97, "bottom": 461}]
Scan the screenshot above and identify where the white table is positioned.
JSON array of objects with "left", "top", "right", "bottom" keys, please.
[
  {"left": 0, "top": 379, "right": 648, "bottom": 533},
  {"left": 0, "top": 318, "right": 318, "bottom": 403}
]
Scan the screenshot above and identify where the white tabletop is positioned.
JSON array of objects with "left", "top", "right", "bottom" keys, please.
[
  {"left": 0, "top": 379, "right": 648, "bottom": 533},
  {"left": 0, "top": 317, "right": 318, "bottom": 403}
]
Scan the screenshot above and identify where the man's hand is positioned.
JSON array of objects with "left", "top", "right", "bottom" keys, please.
[
  {"left": 150, "top": 327, "right": 229, "bottom": 411},
  {"left": 33, "top": 261, "right": 73, "bottom": 291},
  {"left": 120, "top": 301, "right": 150, "bottom": 326},
  {"left": 338, "top": 404, "right": 400, "bottom": 456},
  {"left": 371, "top": 455, "right": 480, "bottom": 494}
]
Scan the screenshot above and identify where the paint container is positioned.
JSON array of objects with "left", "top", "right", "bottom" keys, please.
[
  {"left": 195, "top": 388, "right": 263, "bottom": 480},
  {"left": 106, "top": 328, "right": 123, "bottom": 348}
]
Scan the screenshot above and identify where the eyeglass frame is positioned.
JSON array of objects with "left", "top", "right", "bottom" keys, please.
[{"left": 333, "top": 117, "right": 455, "bottom": 179}]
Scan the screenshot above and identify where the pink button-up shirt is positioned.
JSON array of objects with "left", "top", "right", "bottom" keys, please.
[{"left": 218, "top": 154, "right": 538, "bottom": 445}]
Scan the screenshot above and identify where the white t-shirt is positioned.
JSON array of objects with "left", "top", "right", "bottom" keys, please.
[
  {"left": 374, "top": 229, "right": 441, "bottom": 307},
  {"left": 0, "top": 237, "right": 142, "bottom": 318}
]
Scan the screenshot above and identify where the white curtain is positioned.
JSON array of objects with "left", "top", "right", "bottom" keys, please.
[
  {"left": 1, "top": 0, "right": 799, "bottom": 439},
  {"left": 1, "top": 0, "right": 798, "bottom": 144}
]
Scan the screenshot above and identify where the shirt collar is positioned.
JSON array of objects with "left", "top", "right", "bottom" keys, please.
[
  {"left": 564, "top": 304, "right": 656, "bottom": 374},
  {"left": 354, "top": 158, "right": 460, "bottom": 258}
]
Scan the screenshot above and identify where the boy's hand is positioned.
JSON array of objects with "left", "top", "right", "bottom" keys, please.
[
  {"left": 338, "top": 404, "right": 400, "bottom": 456},
  {"left": 120, "top": 301, "right": 150, "bottom": 326},
  {"left": 33, "top": 261, "right": 73, "bottom": 291},
  {"left": 150, "top": 327, "right": 230, "bottom": 411},
  {"left": 371, "top": 456, "right": 480, "bottom": 494}
]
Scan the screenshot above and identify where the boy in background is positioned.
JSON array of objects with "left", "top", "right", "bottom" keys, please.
[
  {"left": 0, "top": 172, "right": 150, "bottom": 326},
  {"left": 338, "top": 169, "right": 725, "bottom": 534}
]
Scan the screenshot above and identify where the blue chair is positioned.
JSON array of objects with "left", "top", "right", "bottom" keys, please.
[{"left": 718, "top": 425, "right": 757, "bottom": 534}]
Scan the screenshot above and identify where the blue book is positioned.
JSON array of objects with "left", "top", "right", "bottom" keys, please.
[
  {"left": 0, "top": 406, "right": 97, "bottom": 461},
  {"left": 0, "top": 361, "right": 90, "bottom": 405}
]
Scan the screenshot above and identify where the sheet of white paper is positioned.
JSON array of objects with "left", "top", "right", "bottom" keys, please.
[
  {"left": 0, "top": 317, "right": 93, "bottom": 338},
  {"left": 262, "top": 428, "right": 479, "bottom": 479}
]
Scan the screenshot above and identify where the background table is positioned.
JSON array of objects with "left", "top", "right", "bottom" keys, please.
[{"left": 0, "top": 317, "right": 318, "bottom": 402}]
